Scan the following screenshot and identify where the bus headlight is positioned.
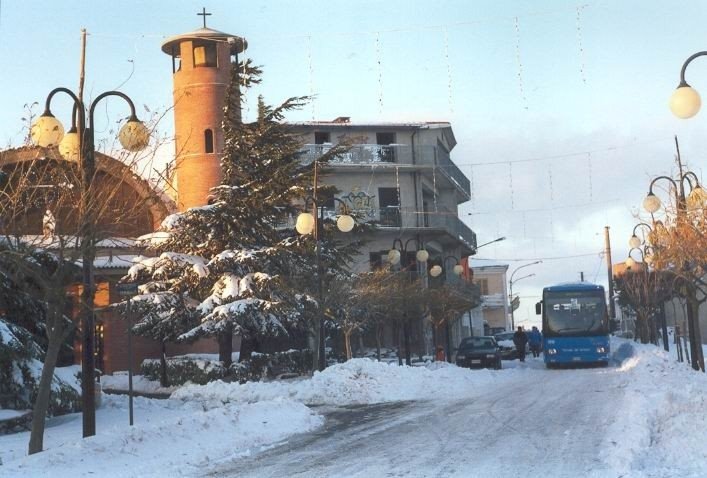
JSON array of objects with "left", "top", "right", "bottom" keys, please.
[
  {"left": 596, "top": 347, "right": 606, "bottom": 354},
  {"left": 456, "top": 355, "right": 465, "bottom": 360},
  {"left": 546, "top": 348, "right": 558, "bottom": 355}
]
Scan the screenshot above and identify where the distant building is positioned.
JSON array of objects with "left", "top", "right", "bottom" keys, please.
[{"left": 470, "top": 262, "right": 511, "bottom": 335}]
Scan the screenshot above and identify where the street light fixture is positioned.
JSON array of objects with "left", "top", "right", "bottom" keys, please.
[
  {"left": 31, "top": 87, "right": 149, "bottom": 438},
  {"left": 640, "top": 136, "right": 704, "bottom": 371},
  {"left": 387, "top": 236, "right": 428, "bottom": 366},
  {"left": 295, "top": 193, "right": 355, "bottom": 371},
  {"left": 475, "top": 236, "right": 506, "bottom": 250},
  {"left": 670, "top": 51, "right": 707, "bottom": 119},
  {"left": 426, "top": 235, "right": 505, "bottom": 283},
  {"left": 509, "top": 260, "right": 542, "bottom": 330},
  {"left": 387, "top": 238, "right": 428, "bottom": 267},
  {"left": 429, "top": 255, "right": 465, "bottom": 278}
]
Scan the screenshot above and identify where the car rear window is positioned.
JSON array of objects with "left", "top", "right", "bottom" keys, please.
[{"left": 461, "top": 338, "right": 495, "bottom": 349}]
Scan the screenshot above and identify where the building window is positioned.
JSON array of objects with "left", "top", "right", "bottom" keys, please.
[
  {"left": 376, "top": 132, "right": 396, "bottom": 162},
  {"left": 378, "top": 187, "right": 401, "bottom": 227},
  {"left": 204, "top": 129, "right": 214, "bottom": 153},
  {"left": 475, "top": 278, "right": 489, "bottom": 295},
  {"left": 314, "top": 132, "right": 330, "bottom": 144},
  {"left": 376, "top": 132, "right": 395, "bottom": 145},
  {"left": 193, "top": 42, "right": 217, "bottom": 68}
]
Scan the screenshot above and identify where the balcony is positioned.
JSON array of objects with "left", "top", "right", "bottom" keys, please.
[
  {"left": 277, "top": 205, "right": 477, "bottom": 254},
  {"left": 300, "top": 144, "right": 471, "bottom": 200}
]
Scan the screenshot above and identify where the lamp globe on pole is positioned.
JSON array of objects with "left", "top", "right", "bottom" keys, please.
[
  {"left": 295, "top": 212, "right": 315, "bottom": 235},
  {"left": 58, "top": 127, "right": 81, "bottom": 162},
  {"left": 670, "top": 85, "right": 701, "bottom": 119},
  {"left": 118, "top": 118, "right": 151, "bottom": 152},
  {"left": 643, "top": 192, "right": 662, "bottom": 213},
  {"left": 429, "top": 264, "right": 442, "bottom": 277},
  {"left": 336, "top": 213, "right": 355, "bottom": 233},
  {"left": 387, "top": 248, "right": 401, "bottom": 265},
  {"left": 687, "top": 185, "right": 707, "bottom": 209},
  {"left": 628, "top": 235, "right": 642, "bottom": 249},
  {"left": 453, "top": 264, "right": 464, "bottom": 276},
  {"left": 31, "top": 112, "right": 65, "bottom": 148},
  {"left": 415, "top": 248, "right": 429, "bottom": 263}
]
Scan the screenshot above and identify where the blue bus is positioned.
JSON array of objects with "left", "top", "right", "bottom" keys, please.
[{"left": 536, "top": 282, "right": 610, "bottom": 367}]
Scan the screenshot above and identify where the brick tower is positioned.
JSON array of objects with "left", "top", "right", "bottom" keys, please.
[{"left": 161, "top": 13, "right": 247, "bottom": 211}]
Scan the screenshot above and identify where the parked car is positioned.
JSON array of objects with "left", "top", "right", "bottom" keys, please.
[
  {"left": 455, "top": 336, "right": 502, "bottom": 370},
  {"left": 494, "top": 331, "right": 530, "bottom": 360}
]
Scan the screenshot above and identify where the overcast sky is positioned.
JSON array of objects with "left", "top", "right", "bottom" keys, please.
[{"left": 1, "top": 0, "right": 706, "bottom": 326}]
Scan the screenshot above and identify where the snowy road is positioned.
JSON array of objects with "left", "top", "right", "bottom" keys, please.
[{"left": 208, "top": 361, "right": 626, "bottom": 478}]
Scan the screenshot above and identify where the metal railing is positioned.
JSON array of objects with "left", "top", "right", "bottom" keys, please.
[
  {"left": 300, "top": 144, "right": 470, "bottom": 198},
  {"left": 278, "top": 205, "right": 476, "bottom": 251}
]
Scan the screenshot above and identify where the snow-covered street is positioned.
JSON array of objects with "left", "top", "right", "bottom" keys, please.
[
  {"left": 209, "top": 359, "right": 626, "bottom": 477},
  {"left": 2, "top": 339, "right": 707, "bottom": 477}
]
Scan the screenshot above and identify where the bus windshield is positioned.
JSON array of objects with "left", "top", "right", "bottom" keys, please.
[{"left": 544, "top": 291, "right": 607, "bottom": 336}]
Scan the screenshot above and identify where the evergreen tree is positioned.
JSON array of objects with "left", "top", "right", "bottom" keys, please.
[{"left": 126, "top": 62, "right": 357, "bottom": 369}]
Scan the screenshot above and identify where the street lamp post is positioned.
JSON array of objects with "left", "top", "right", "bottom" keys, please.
[
  {"left": 295, "top": 187, "right": 355, "bottom": 372},
  {"left": 509, "top": 261, "right": 542, "bottom": 330},
  {"left": 387, "top": 237, "right": 428, "bottom": 365},
  {"left": 31, "top": 87, "right": 149, "bottom": 437},
  {"left": 641, "top": 137, "right": 706, "bottom": 371},
  {"left": 625, "top": 227, "right": 671, "bottom": 352}
]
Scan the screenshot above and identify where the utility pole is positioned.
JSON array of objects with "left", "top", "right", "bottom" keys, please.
[
  {"left": 604, "top": 226, "right": 615, "bottom": 326},
  {"left": 579, "top": 271, "right": 584, "bottom": 282}
]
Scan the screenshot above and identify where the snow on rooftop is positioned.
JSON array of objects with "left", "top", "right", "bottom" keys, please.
[{"left": 288, "top": 120, "right": 451, "bottom": 128}]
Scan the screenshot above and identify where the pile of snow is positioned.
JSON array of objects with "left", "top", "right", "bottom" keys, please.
[
  {"left": 603, "top": 337, "right": 707, "bottom": 477},
  {"left": 173, "top": 357, "right": 522, "bottom": 407},
  {"left": 0, "top": 395, "right": 321, "bottom": 477},
  {"left": 101, "top": 373, "right": 178, "bottom": 395}
]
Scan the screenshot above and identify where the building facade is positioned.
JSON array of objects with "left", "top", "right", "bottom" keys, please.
[
  {"left": 470, "top": 262, "right": 511, "bottom": 336},
  {"left": 289, "top": 119, "right": 478, "bottom": 356}
]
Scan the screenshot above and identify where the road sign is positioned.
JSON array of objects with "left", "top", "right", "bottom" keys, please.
[
  {"left": 511, "top": 295, "right": 520, "bottom": 312},
  {"left": 116, "top": 282, "right": 138, "bottom": 297}
]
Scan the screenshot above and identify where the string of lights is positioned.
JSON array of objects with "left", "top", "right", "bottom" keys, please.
[{"left": 83, "top": 3, "right": 594, "bottom": 43}]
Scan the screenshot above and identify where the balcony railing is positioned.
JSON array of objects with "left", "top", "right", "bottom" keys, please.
[
  {"left": 301, "top": 144, "right": 470, "bottom": 199},
  {"left": 277, "top": 205, "right": 477, "bottom": 252}
]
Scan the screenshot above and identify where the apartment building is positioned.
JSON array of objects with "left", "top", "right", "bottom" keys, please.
[{"left": 290, "top": 118, "right": 478, "bottom": 356}]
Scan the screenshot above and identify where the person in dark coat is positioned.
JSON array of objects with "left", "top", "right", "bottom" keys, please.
[
  {"left": 528, "top": 326, "right": 542, "bottom": 358},
  {"left": 513, "top": 326, "right": 529, "bottom": 362}
]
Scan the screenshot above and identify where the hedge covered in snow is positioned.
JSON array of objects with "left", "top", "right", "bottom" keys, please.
[{"left": 140, "top": 349, "right": 313, "bottom": 385}]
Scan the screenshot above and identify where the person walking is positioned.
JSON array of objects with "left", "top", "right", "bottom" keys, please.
[
  {"left": 513, "top": 326, "right": 529, "bottom": 362},
  {"left": 528, "top": 326, "right": 542, "bottom": 358}
]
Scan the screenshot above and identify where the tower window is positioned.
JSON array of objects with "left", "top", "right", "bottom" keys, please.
[
  {"left": 193, "top": 42, "right": 217, "bottom": 68},
  {"left": 204, "top": 129, "right": 214, "bottom": 153}
]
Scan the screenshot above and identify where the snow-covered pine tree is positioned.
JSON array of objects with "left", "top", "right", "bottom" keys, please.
[{"left": 126, "top": 61, "right": 357, "bottom": 369}]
